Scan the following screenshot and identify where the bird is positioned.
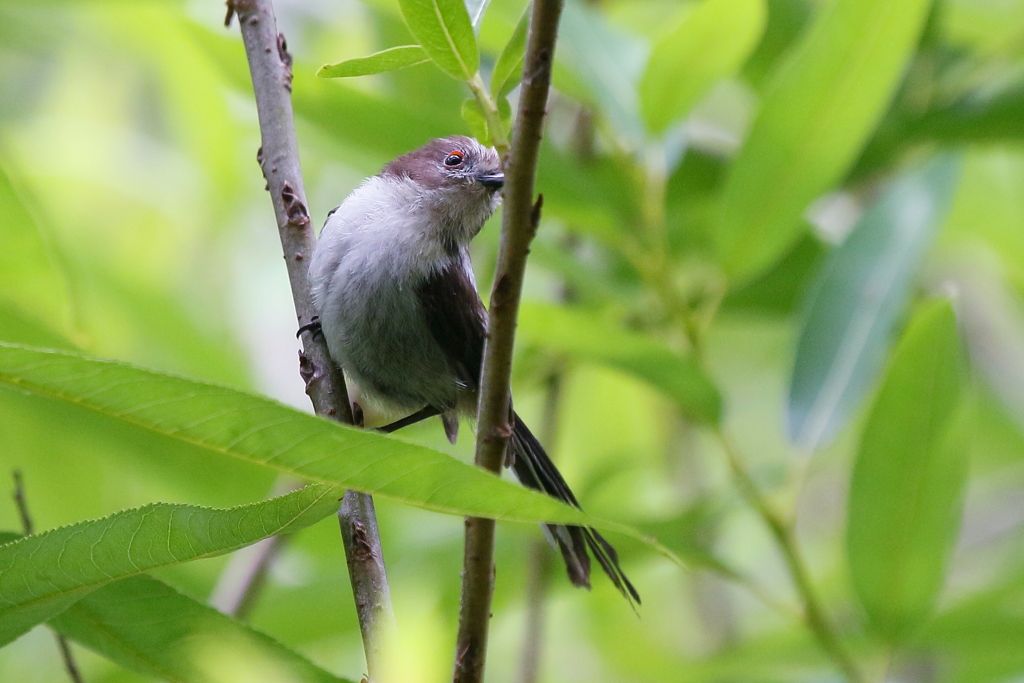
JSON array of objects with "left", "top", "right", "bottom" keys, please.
[{"left": 308, "top": 135, "right": 639, "bottom": 605}]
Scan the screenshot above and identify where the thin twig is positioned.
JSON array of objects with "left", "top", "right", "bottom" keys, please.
[
  {"left": 210, "top": 478, "right": 301, "bottom": 619},
  {"left": 210, "top": 535, "right": 291, "bottom": 620},
  {"left": 516, "top": 368, "right": 563, "bottom": 683},
  {"left": 517, "top": 540, "right": 553, "bottom": 683},
  {"left": 12, "top": 470, "right": 32, "bottom": 535},
  {"left": 228, "top": 1, "right": 393, "bottom": 676},
  {"left": 12, "top": 471, "right": 85, "bottom": 683},
  {"left": 452, "top": 2, "right": 565, "bottom": 681},
  {"left": 714, "top": 433, "right": 866, "bottom": 683},
  {"left": 466, "top": 73, "right": 510, "bottom": 156}
]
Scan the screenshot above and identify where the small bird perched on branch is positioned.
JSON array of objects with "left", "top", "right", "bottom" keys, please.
[{"left": 308, "top": 135, "right": 638, "bottom": 605}]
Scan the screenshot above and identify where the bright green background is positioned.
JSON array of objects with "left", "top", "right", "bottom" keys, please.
[{"left": 3, "top": 0, "right": 1024, "bottom": 681}]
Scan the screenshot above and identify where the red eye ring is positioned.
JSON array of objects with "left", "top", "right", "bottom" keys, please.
[{"left": 443, "top": 151, "right": 465, "bottom": 167}]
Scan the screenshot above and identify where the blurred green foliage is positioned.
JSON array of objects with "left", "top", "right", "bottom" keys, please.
[{"left": 2, "top": 0, "right": 1024, "bottom": 682}]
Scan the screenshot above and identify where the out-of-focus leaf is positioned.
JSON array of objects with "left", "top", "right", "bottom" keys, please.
[
  {"left": 0, "top": 532, "right": 19, "bottom": 546},
  {"left": 638, "top": 502, "right": 737, "bottom": 578},
  {"left": 0, "top": 160, "right": 75, "bottom": 333},
  {"left": 398, "top": 0, "right": 479, "bottom": 80},
  {"left": 945, "top": 265, "right": 1024, "bottom": 434},
  {"left": 716, "top": 0, "right": 934, "bottom": 283},
  {"left": 51, "top": 575, "right": 354, "bottom": 683},
  {"left": 535, "top": 145, "right": 640, "bottom": 244},
  {"left": 788, "top": 155, "right": 960, "bottom": 450},
  {"left": 916, "top": 82, "right": 1024, "bottom": 144},
  {"left": 490, "top": 5, "right": 528, "bottom": 98},
  {"left": 847, "top": 299, "right": 971, "bottom": 642},
  {"left": 921, "top": 567, "right": 1024, "bottom": 683},
  {"left": 0, "top": 299, "right": 75, "bottom": 350},
  {"left": 723, "top": 234, "right": 826, "bottom": 316},
  {"left": 742, "top": 0, "right": 812, "bottom": 88},
  {"left": 0, "top": 344, "right": 678, "bottom": 560},
  {"left": 317, "top": 45, "right": 430, "bottom": 78},
  {"left": 639, "top": 0, "right": 766, "bottom": 135},
  {"left": 557, "top": 0, "right": 648, "bottom": 144},
  {"left": 189, "top": 24, "right": 459, "bottom": 166},
  {"left": 517, "top": 303, "right": 722, "bottom": 425},
  {"left": 464, "top": 0, "right": 491, "bottom": 29},
  {"left": 0, "top": 484, "right": 342, "bottom": 647},
  {"left": 461, "top": 98, "right": 490, "bottom": 143},
  {"left": 105, "top": 6, "right": 245, "bottom": 219}
]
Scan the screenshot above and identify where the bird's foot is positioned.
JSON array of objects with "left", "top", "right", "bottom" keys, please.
[{"left": 296, "top": 316, "right": 322, "bottom": 339}]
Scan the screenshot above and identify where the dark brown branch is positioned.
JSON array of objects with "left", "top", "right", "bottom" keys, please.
[
  {"left": 452, "top": 1, "right": 565, "bottom": 681},
  {"left": 228, "top": 1, "right": 393, "bottom": 676},
  {"left": 13, "top": 471, "right": 85, "bottom": 683}
]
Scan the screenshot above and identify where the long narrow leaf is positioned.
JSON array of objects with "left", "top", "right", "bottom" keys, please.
[
  {"left": 51, "top": 575, "right": 354, "bottom": 683},
  {"left": 788, "top": 154, "right": 961, "bottom": 449},
  {"left": 490, "top": 5, "right": 529, "bottom": 98},
  {"left": 0, "top": 484, "right": 341, "bottom": 646},
  {"left": 557, "top": 0, "right": 647, "bottom": 144},
  {"left": 639, "top": 0, "right": 766, "bottom": 135},
  {"left": 716, "top": 0, "right": 934, "bottom": 283},
  {"left": 317, "top": 45, "right": 430, "bottom": 79},
  {"left": 0, "top": 344, "right": 678, "bottom": 560},
  {"left": 464, "top": 0, "right": 491, "bottom": 30},
  {"left": 847, "top": 299, "right": 971, "bottom": 641}
]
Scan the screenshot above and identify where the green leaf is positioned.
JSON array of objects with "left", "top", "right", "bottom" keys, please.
[
  {"left": 464, "top": 0, "right": 491, "bottom": 29},
  {"left": 398, "top": 0, "right": 479, "bottom": 80},
  {"left": 0, "top": 298, "right": 76, "bottom": 350},
  {"left": 461, "top": 98, "right": 490, "bottom": 143},
  {"left": 189, "top": 23, "right": 459, "bottom": 164},
  {"left": 0, "top": 160, "right": 75, "bottom": 333},
  {"left": 317, "top": 45, "right": 430, "bottom": 78},
  {"left": 715, "top": 0, "right": 935, "bottom": 283},
  {"left": 489, "top": 5, "right": 529, "bottom": 98},
  {"left": 557, "top": 0, "right": 647, "bottom": 143},
  {"left": 847, "top": 299, "right": 971, "bottom": 642},
  {"left": 0, "top": 484, "right": 341, "bottom": 647},
  {"left": 788, "top": 154, "right": 961, "bottom": 450},
  {"left": 639, "top": 0, "right": 767, "bottom": 135},
  {"left": 517, "top": 303, "right": 722, "bottom": 425},
  {"left": 0, "top": 344, "right": 678, "bottom": 560},
  {"left": 51, "top": 575, "right": 354, "bottom": 683}
]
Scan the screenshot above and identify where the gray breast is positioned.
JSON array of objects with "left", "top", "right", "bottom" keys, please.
[{"left": 319, "top": 249, "right": 460, "bottom": 415}]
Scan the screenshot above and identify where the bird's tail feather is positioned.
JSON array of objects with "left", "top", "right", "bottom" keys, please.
[{"left": 509, "top": 413, "right": 640, "bottom": 606}]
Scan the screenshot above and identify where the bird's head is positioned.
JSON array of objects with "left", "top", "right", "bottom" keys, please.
[{"left": 382, "top": 136, "right": 503, "bottom": 241}]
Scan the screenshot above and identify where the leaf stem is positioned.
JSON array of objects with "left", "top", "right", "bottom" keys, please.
[
  {"left": 466, "top": 72, "right": 510, "bottom": 156},
  {"left": 452, "top": 1, "right": 564, "bottom": 681},
  {"left": 228, "top": 1, "right": 394, "bottom": 677},
  {"left": 713, "top": 432, "right": 866, "bottom": 683}
]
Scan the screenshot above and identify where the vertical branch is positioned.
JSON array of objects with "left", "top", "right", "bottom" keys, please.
[
  {"left": 227, "top": 1, "right": 393, "bottom": 677},
  {"left": 516, "top": 369, "right": 563, "bottom": 683},
  {"left": 12, "top": 471, "right": 85, "bottom": 683},
  {"left": 338, "top": 491, "right": 394, "bottom": 676},
  {"left": 452, "top": 1, "right": 565, "bottom": 681}
]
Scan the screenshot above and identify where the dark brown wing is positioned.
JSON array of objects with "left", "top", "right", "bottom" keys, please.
[{"left": 415, "top": 254, "right": 487, "bottom": 391}]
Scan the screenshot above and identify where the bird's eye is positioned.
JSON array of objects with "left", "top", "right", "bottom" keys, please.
[{"left": 443, "top": 151, "right": 464, "bottom": 167}]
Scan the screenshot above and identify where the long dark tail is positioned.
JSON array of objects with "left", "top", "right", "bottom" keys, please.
[{"left": 509, "top": 413, "right": 640, "bottom": 606}]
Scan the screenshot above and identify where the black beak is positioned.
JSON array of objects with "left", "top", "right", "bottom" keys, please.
[{"left": 477, "top": 172, "right": 504, "bottom": 190}]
